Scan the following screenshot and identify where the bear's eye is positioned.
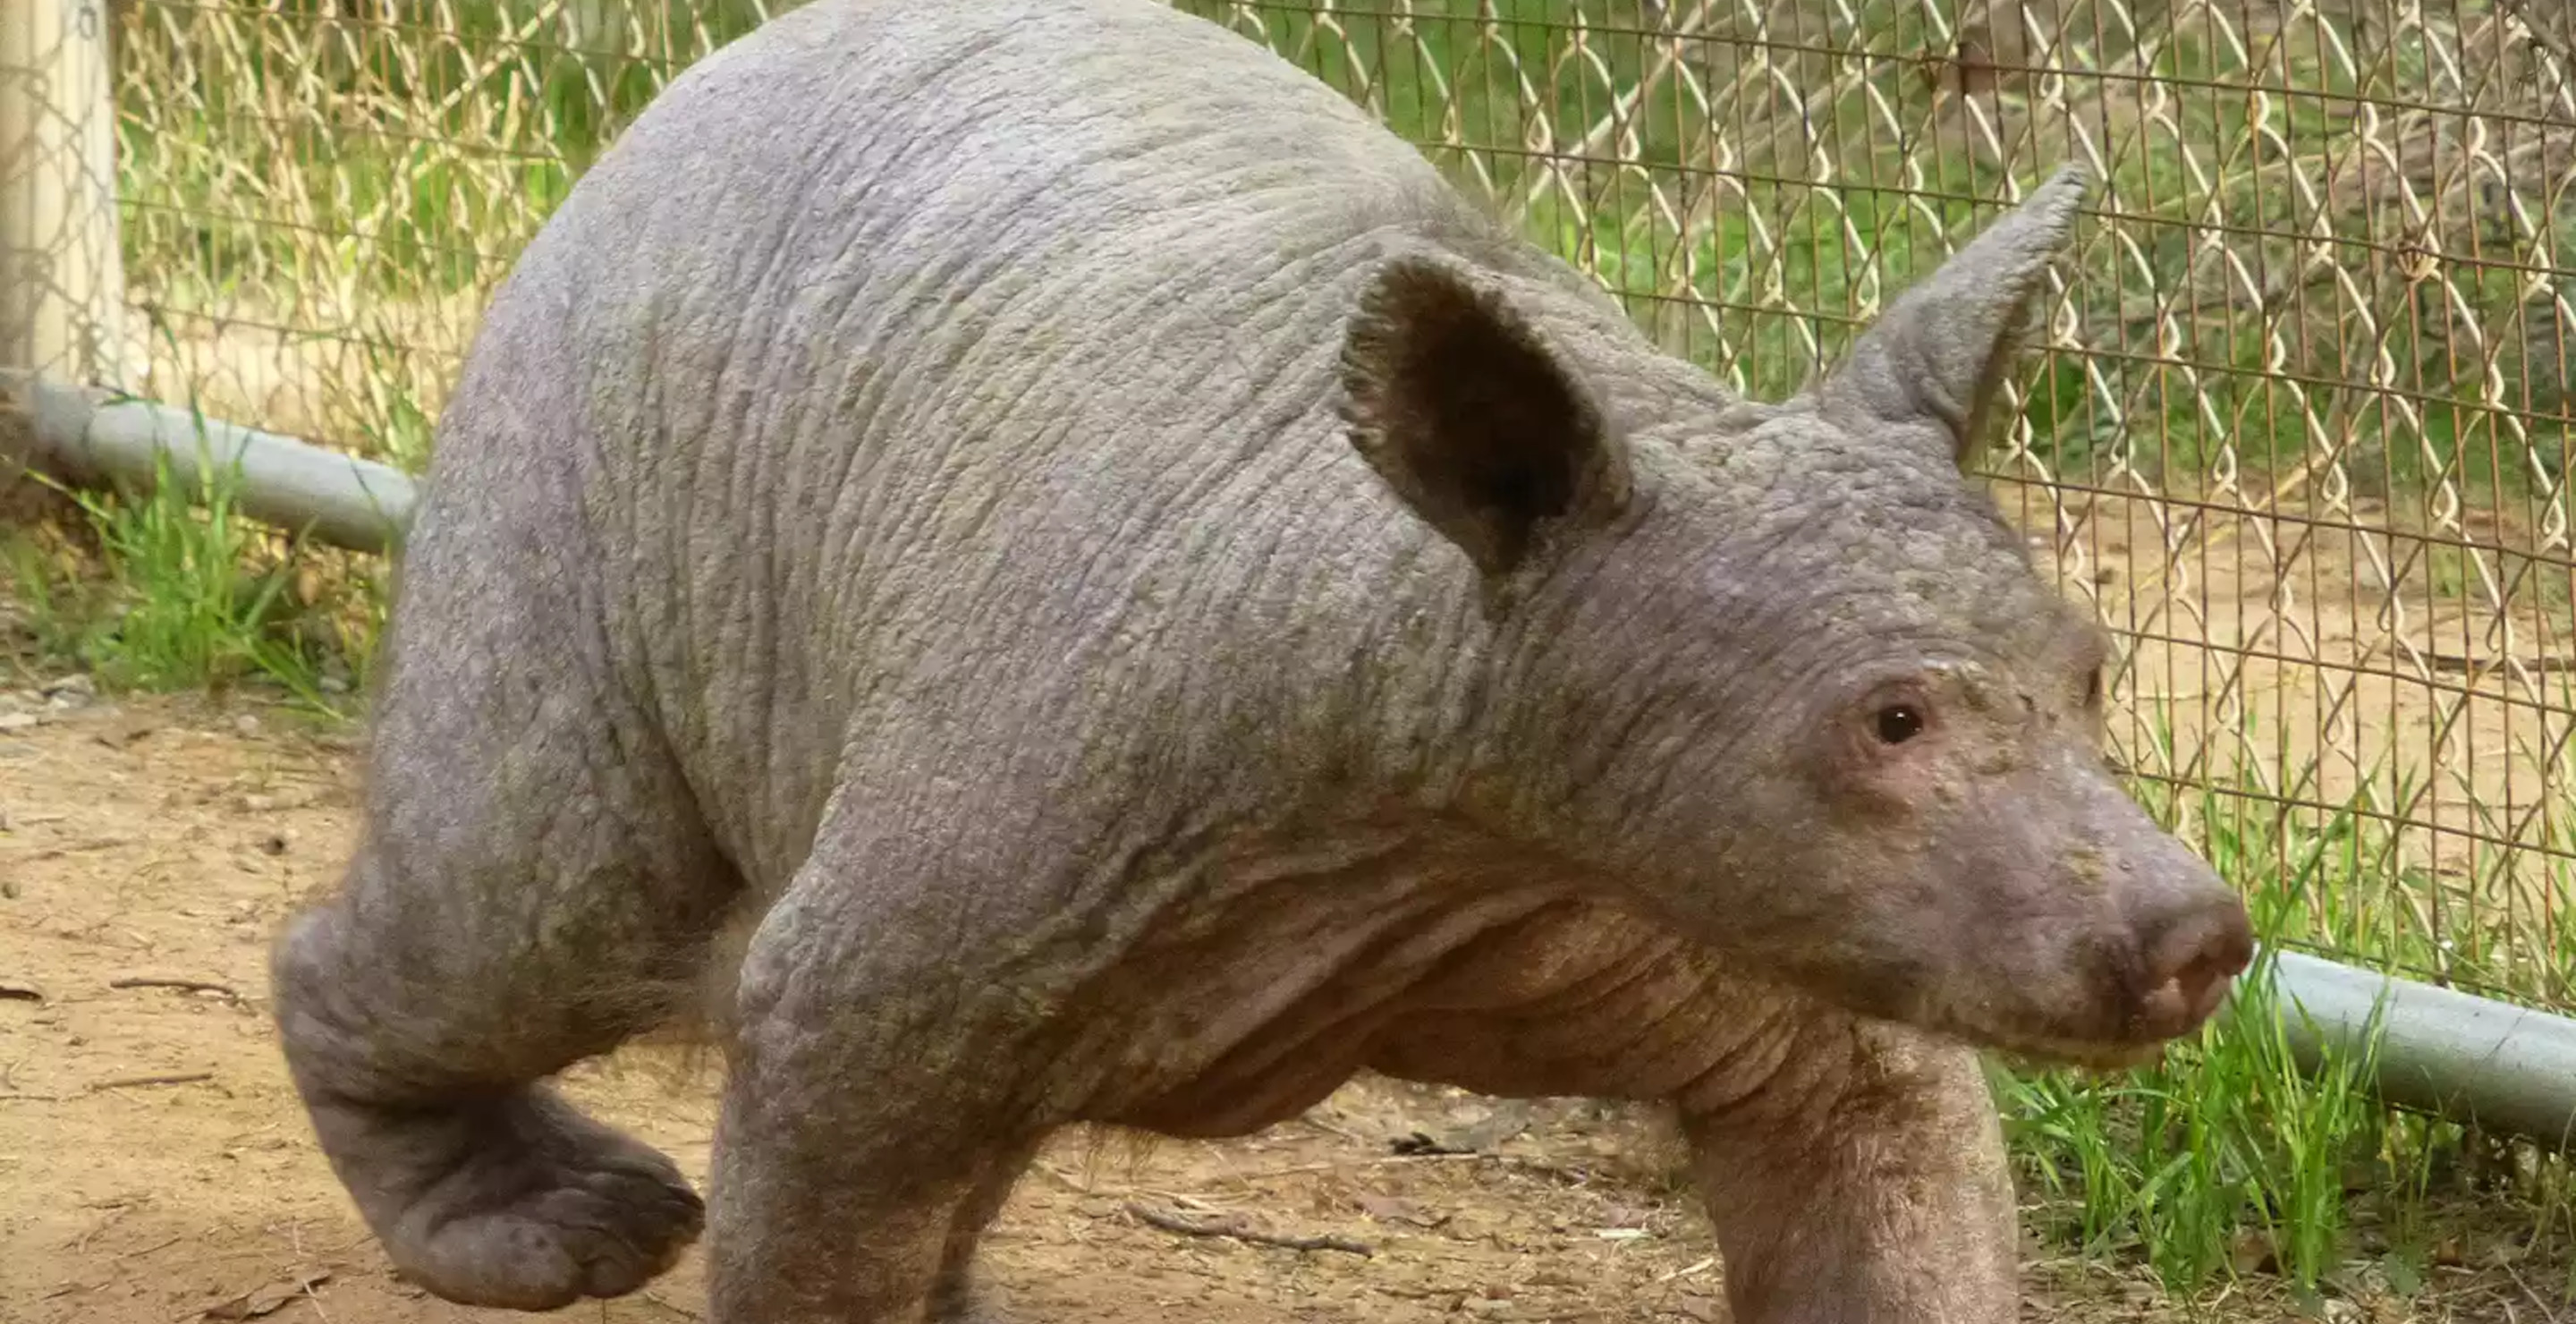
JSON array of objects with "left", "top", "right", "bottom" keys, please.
[{"left": 1874, "top": 703, "right": 1926, "bottom": 745}]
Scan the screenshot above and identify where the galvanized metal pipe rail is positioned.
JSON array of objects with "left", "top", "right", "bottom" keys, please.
[
  {"left": 13, "top": 374, "right": 417, "bottom": 555},
  {"left": 2254, "top": 948, "right": 2576, "bottom": 1148}
]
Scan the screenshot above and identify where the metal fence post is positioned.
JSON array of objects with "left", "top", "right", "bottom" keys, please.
[{"left": 1, "top": 0, "right": 128, "bottom": 389}]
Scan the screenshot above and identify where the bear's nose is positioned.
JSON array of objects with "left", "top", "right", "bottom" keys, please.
[{"left": 2131, "top": 895, "right": 2255, "bottom": 1039}]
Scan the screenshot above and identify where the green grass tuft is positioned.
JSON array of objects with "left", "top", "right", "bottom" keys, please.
[{"left": 5, "top": 423, "right": 376, "bottom": 713}]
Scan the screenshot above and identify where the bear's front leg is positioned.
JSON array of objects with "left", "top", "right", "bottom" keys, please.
[{"left": 1680, "top": 1015, "right": 2018, "bottom": 1324}]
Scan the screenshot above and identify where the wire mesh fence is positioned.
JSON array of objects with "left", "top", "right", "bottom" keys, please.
[{"left": 10, "top": 0, "right": 2576, "bottom": 1012}]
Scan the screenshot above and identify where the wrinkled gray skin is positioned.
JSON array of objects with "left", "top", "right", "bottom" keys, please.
[{"left": 268, "top": 1, "right": 2255, "bottom": 1320}]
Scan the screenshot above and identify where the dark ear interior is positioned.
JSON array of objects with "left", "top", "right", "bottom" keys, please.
[{"left": 1339, "top": 254, "right": 1623, "bottom": 576}]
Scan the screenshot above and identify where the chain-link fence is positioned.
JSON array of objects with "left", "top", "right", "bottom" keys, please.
[{"left": 10, "top": 0, "right": 2576, "bottom": 1012}]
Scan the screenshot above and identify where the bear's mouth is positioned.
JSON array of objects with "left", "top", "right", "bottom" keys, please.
[
  {"left": 1928, "top": 993, "right": 2216, "bottom": 1074},
  {"left": 1982, "top": 1034, "right": 2174, "bottom": 1074}
]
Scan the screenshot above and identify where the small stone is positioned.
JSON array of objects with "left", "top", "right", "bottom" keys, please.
[
  {"left": 318, "top": 675, "right": 351, "bottom": 695},
  {"left": 0, "top": 712, "right": 38, "bottom": 734},
  {"left": 41, "top": 673, "right": 94, "bottom": 700},
  {"left": 233, "top": 714, "right": 262, "bottom": 738}
]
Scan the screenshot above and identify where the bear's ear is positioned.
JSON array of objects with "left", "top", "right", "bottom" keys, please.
[
  {"left": 1815, "top": 164, "right": 2088, "bottom": 467},
  {"left": 1340, "top": 253, "right": 1629, "bottom": 576}
]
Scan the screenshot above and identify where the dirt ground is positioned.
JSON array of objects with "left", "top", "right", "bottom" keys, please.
[{"left": 16, "top": 644, "right": 2497, "bottom": 1323}]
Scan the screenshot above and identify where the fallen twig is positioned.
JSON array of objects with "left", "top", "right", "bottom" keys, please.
[
  {"left": 2499, "top": 0, "right": 2575, "bottom": 72},
  {"left": 2500, "top": 1260, "right": 2562, "bottom": 1323},
  {"left": 108, "top": 976, "right": 240, "bottom": 998},
  {"left": 70, "top": 1200, "right": 134, "bottom": 1254},
  {"left": 1656, "top": 1255, "right": 1718, "bottom": 1283},
  {"left": 640, "top": 1288, "right": 704, "bottom": 1320},
  {"left": 1122, "top": 1201, "right": 1373, "bottom": 1257},
  {"left": 202, "top": 1268, "right": 332, "bottom": 1320},
  {"left": 25, "top": 838, "right": 127, "bottom": 861},
  {"left": 89, "top": 1071, "right": 214, "bottom": 1091},
  {"left": 2421, "top": 649, "right": 2576, "bottom": 677},
  {"left": 2360, "top": 638, "right": 2576, "bottom": 678}
]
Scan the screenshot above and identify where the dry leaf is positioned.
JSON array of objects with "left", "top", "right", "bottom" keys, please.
[
  {"left": 1599, "top": 1202, "right": 1653, "bottom": 1228},
  {"left": 92, "top": 723, "right": 156, "bottom": 749},
  {"left": 202, "top": 1269, "right": 330, "bottom": 1320},
  {"left": 2228, "top": 1229, "right": 2278, "bottom": 1275},
  {"left": 1353, "top": 1192, "right": 1448, "bottom": 1228},
  {"left": 1449, "top": 1101, "right": 1537, "bottom": 1151}
]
